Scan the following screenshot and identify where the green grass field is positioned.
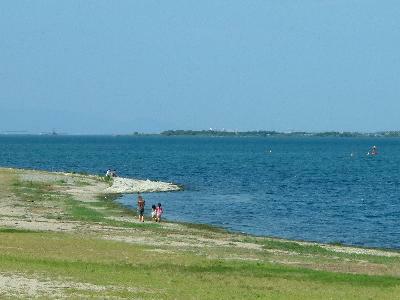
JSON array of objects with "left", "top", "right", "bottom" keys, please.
[{"left": 2, "top": 231, "right": 400, "bottom": 299}]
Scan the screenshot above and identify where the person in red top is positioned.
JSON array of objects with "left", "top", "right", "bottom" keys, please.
[{"left": 137, "top": 193, "right": 145, "bottom": 222}]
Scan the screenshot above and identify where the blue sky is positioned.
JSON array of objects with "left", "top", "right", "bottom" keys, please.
[{"left": 1, "top": 1, "right": 399, "bottom": 134}]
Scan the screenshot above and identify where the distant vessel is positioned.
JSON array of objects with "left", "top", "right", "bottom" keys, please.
[
  {"left": 367, "top": 145, "right": 378, "bottom": 156},
  {"left": 39, "top": 129, "right": 59, "bottom": 136}
]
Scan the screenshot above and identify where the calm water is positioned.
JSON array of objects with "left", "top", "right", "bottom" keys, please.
[{"left": 1, "top": 135, "right": 399, "bottom": 249}]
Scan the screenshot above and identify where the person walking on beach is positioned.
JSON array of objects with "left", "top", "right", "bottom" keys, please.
[
  {"left": 137, "top": 193, "right": 145, "bottom": 222},
  {"left": 156, "top": 203, "right": 163, "bottom": 222}
]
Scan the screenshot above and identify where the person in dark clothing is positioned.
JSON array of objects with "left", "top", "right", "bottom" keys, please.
[{"left": 137, "top": 193, "right": 145, "bottom": 222}]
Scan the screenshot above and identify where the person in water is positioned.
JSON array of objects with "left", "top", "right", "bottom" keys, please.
[
  {"left": 137, "top": 193, "right": 145, "bottom": 222},
  {"left": 156, "top": 203, "right": 163, "bottom": 222},
  {"left": 368, "top": 145, "right": 378, "bottom": 156}
]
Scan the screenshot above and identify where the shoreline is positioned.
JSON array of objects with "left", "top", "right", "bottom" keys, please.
[
  {"left": 117, "top": 193, "right": 400, "bottom": 255},
  {"left": 1, "top": 167, "right": 400, "bottom": 298},
  {"left": 2, "top": 166, "right": 399, "bottom": 255},
  {"left": 3, "top": 132, "right": 400, "bottom": 138},
  {"left": 0, "top": 166, "right": 182, "bottom": 194}
]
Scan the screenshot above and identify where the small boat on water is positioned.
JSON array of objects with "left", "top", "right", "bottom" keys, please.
[{"left": 367, "top": 145, "right": 378, "bottom": 156}]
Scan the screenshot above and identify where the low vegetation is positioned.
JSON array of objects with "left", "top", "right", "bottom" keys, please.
[
  {"left": 1, "top": 167, "right": 400, "bottom": 299},
  {"left": 160, "top": 129, "right": 400, "bottom": 138}
]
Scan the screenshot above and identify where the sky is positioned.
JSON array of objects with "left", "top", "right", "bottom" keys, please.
[{"left": 1, "top": 1, "right": 399, "bottom": 134}]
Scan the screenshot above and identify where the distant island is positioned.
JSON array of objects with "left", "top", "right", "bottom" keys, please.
[
  {"left": 160, "top": 130, "right": 400, "bottom": 138},
  {"left": 2, "top": 130, "right": 400, "bottom": 138}
]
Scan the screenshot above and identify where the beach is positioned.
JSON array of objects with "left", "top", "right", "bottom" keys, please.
[{"left": 1, "top": 167, "right": 400, "bottom": 299}]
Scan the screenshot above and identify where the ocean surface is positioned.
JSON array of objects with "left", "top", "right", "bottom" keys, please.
[{"left": 1, "top": 135, "right": 399, "bottom": 249}]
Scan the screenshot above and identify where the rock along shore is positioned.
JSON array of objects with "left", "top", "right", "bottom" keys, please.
[{"left": 105, "top": 176, "right": 181, "bottom": 193}]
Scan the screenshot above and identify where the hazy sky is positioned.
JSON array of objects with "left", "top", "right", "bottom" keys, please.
[{"left": 1, "top": 1, "right": 399, "bottom": 134}]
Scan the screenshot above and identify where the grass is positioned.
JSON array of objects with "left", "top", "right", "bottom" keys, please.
[
  {"left": 68, "top": 204, "right": 106, "bottom": 222},
  {"left": 55, "top": 179, "right": 67, "bottom": 185},
  {"left": 178, "top": 221, "right": 228, "bottom": 233},
  {"left": 262, "top": 239, "right": 335, "bottom": 255},
  {"left": 259, "top": 238, "right": 400, "bottom": 266},
  {"left": 71, "top": 171, "right": 89, "bottom": 176},
  {"left": 12, "top": 180, "right": 54, "bottom": 203},
  {"left": 2, "top": 168, "right": 400, "bottom": 298},
  {"left": 1, "top": 232, "right": 400, "bottom": 299},
  {"left": 100, "top": 175, "right": 114, "bottom": 186},
  {"left": 0, "top": 228, "right": 40, "bottom": 234},
  {"left": 74, "top": 180, "right": 93, "bottom": 186}
]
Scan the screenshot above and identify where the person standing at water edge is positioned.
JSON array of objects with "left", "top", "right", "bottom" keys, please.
[
  {"left": 137, "top": 193, "right": 145, "bottom": 222},
  {"left": 151, "top": 204, "right": 157, "bottom": 221},
  {"left": 156, "top": 203, "right": 163, "bottom": 222}
]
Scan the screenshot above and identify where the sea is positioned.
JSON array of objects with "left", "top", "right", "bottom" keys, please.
[{"left": 1, "top": 135, "right": 399, "bottom": 249}]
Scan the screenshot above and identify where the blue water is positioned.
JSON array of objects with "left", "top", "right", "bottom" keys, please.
[{"left": 1, "top": 135, "right": 399, "bottom": 249}]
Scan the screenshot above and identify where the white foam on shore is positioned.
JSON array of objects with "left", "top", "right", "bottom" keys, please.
[{"left": 105, "top": 177, "right": 181, "bottom": 194}]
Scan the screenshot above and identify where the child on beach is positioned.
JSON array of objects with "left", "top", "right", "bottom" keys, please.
[
  {"left": 151, "top": 204, "right": 157, "bottom": 221},
  {"left": 156, "top": 203, "right": 163, "bottom": 222}
]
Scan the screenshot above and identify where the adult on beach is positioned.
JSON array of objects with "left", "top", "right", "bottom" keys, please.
[{"left": 137, "top": 193, "right": 145, "bottom": 222}]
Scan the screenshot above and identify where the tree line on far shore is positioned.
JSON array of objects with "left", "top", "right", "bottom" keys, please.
[{"left": 159, "top": 130, "right": 400, "bottom": 138}]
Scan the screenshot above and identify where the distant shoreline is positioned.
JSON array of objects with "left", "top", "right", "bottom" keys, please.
[
  {"left": 2, "top": 130, "right": 400, "bottom": 138},
  {"left": 159, "top": 130, "right": 400, "bottom": 138}
]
